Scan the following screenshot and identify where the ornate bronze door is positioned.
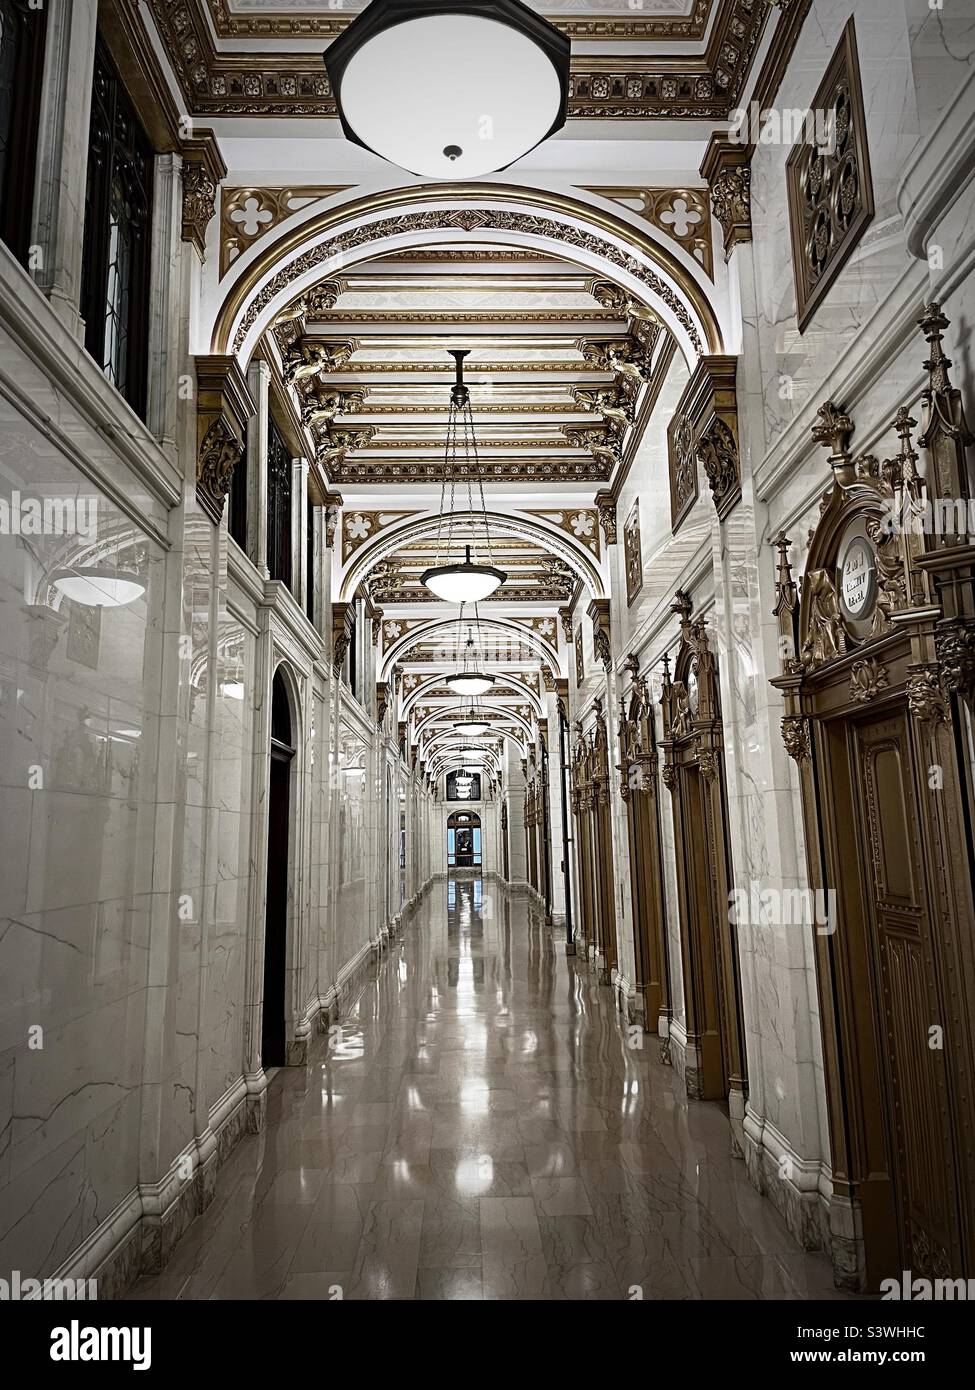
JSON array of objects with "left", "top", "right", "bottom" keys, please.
[
  {"left": 847, "top": 710, "right": 963, "bottom": 1276},
  {"left": 770, "top": 308, "right": 975, "bottom": 1288}
]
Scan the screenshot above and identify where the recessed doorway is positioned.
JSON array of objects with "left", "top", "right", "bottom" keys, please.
[
  {"left": 447, "top": 811, "right": 481, "bottom": 869},
  {"left": 262, "top": 669, "right": 295, "bottom": 1069}
]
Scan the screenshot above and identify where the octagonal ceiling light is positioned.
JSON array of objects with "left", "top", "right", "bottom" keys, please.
[{"left": 324, "top": 0, "right": 570, "bottom": 180}]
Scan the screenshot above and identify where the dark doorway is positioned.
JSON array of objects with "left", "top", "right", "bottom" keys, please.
[{"left": 262, "top": 670, "right": 295, "bottom": 1069}]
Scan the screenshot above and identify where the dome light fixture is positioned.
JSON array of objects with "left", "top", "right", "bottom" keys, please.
[
  {"left": 324, "top": 0, "right": 570, "bottom": 180},
  {"left": 421, "top": 350, "right": 506, "bottom": 603},
  {"left": 51, "top": 565, "right": 145, "bottom": 608}
]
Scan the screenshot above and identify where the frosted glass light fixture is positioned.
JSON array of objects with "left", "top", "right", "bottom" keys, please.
[
  {"left": 51, "top": 565, "right": 145, "bottom": 608},
  {"left": 324, "top": 0, "right": 570, "bottom": 180}
]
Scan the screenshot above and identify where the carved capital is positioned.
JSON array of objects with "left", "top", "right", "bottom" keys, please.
[
  {"left": 376, "top": 681, "right": 391, "bottom": 726},
  {"left": 661, "top": 762, "right": 678, "bottom": 795},
  {"left": 194, "top": 356, "right": 255, "bottom": 525},
  {"left": 587, "top": 598, "right": 612, "bottom": 672},
  {"left": 669, "top": 356, "right": 741, "bottom": 527},
  {"left": 907, "top": 665, "right": 949, "bottom": 725},
  {"left": 700, "top": 137, "right": 752, "bottom": 258},
  {"left": 323, "top": 492, "right": 343, "bottom": 549},
  {"left": 696, "top": 747, "right": 719, "bottom": 782},
  {"left": 594, "top": 491, "right": 618, "bottom": 545},
  {"left": 180, "top": 132, "right": 226, "bottom": 259},
  {"left": 781, "top": 714, "right": 811, "bottom": 763},
  {"left": 332, "top": 601, "right": 354, "bottom": 672},
  {"left": 936, "top": 622, "right": 975, "bottom": 701}
]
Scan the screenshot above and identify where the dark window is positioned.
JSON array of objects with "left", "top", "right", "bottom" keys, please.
[
  {"left": 81, "top": 37, "right": 154, "bottom": 418},
  {"left": 266, "top": 415, "right": 292, "bottom": 590},
  {"left": 0, "top": 0, "right": 46, "bottom": 264},
  {"left": 348, "top": 602, "right": 358, "bottom": 698},
  {"left": 228, "top": 421, "right": 248, "bottom": 551},
  {"left": 305, "top": 500, "right": 315, "bottom": 626},
  {"left": 447, "top": 770, "right": 481, "bottom": 801}
]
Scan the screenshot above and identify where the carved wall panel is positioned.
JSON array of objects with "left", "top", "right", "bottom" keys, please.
[
  {"left": 624, "top": 498, "right": 644, "bottom": 606},
  {"left": 786, "top": 18, "right": 874, "bottom": 332}
]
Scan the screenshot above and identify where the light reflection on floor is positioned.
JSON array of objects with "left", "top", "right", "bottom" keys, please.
[{"left": 130, "top": 879, "right": 849, "bottom": 1301}]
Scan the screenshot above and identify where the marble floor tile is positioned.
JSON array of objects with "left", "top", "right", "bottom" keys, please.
[{"left": 131, "top": 882, "right": 848, "bottom": 1302}]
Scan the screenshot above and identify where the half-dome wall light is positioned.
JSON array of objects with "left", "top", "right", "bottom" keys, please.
[{"left": 324, "top": 0, "right": 571, "bottom": 180}]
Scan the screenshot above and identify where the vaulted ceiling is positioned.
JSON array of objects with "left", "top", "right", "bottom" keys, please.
[{"left": 275, "top": 253, "right": 666, "bottom": 487}]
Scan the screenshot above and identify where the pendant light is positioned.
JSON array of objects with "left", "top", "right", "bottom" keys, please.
[
  {"left": 421, "top": 350, "right": 506, "bottom": 603},
  {"left": 445, "top": 604, "right": 495, "bottom": 697},
  {"left": 453, "top": 700, "right": 491, "bottom": 737},
  {"left": 324, "top": 0, "right": 570, "bottom": 180}
]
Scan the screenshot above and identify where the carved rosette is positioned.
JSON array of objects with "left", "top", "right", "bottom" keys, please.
[
  {"left": 181, "top": 132, "right": 227, "bottom": 261},
  {"left": 194, "top": 356, "right": 255, "bottom": 525},
  {"left": 700, "top": 137, "right": 752, "bottom": 259},
  {"left": 849, "top": 658, "right": 889, "bottom": 705},
  {"left": 781, "top": 714, "right": 811, "bottom": 763}
]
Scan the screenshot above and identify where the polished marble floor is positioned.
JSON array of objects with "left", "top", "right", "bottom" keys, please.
[{"left": 130, "top": 879, "right": 847, "bottom": 1301}]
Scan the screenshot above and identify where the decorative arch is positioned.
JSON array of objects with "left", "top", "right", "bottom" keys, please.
[
  {"left": 403, "top": 672, "right": 543, "bottom": 719},
  {"left": 415, "top": 706, "right": 535, "bottom": 746},
  {"left": 382, "top": 615, "right": 562, "bottom": 681},
  {"left": 339, "top": 508, "right": 606, "bottom": 604},
  {"left": 209, "top": 183, "right": 724, "bottom": 367}
]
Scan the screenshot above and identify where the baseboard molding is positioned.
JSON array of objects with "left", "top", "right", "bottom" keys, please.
[{"left": 742, "top": 1107, "right": 833, "bottom": 1262}]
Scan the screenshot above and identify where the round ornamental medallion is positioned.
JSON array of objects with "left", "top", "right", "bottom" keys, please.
[{"left": 838, "top": 534, "right": 876, "bottom": 623}]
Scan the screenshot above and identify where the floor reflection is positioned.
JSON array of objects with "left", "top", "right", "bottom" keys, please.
[{"left": 130, "top": 879, "right": 849, "bottom": 1302}]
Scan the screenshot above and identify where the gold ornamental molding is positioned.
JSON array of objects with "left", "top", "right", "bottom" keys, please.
[
  {"left": 580, "top": 186, "right": 714, "bottom": 279},
  {"left": 202, "top": 0, "right": 715, "bottom": 42},
  {"left": 210, "top": 185, "right": 724, "bottom": 361},
  {"left": 149, "top": 0, "right": 765, "bottom": 120},
  {"left": 220, "top": 185, "right": 353, "bottom": 278},
  {"left": 194, "top": 356, "right": 255, "bottom": 525}
]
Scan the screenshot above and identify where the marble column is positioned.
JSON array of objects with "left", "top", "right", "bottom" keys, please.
[
  {"left": 30, "top": 0, "right": 98, "bottom": 341},
  {"left": 147, "top": 155, "right": 183, "bottom": 459}
]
